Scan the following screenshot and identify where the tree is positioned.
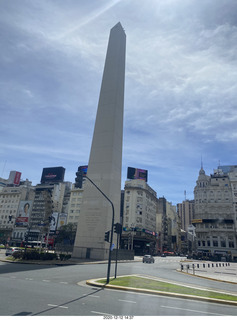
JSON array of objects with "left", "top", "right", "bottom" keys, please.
[{"left": 55, "top": 223, "right": 77, "bottom": 245}]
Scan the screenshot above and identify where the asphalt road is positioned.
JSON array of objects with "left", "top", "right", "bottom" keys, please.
[{"left": 0, "top": 255, "right": 236, "bottom": 316}]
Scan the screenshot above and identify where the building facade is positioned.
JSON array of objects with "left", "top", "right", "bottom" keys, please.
[
  {"left": 121, "top": 179, "right": 158, "bottom": 255},
  {"left": 0, "top": 178, "right": 35, "bottom": 245},
  {"left": 193, "top": 166, "right": 237, "bottom": 261},
  {"left": 177, "top": 200, "right": 195, "bottom": 232}
]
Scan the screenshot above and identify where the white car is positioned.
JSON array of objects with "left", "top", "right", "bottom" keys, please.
[
  {"left": 5, "top": 247, "right": 22, "bottom": 256},
  {"left": 143, "top": 255, "right": 155, "bottom": 263}
]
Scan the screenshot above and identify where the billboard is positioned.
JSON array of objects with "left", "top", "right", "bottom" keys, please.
[
  {"left": 8, "top": 171, "right": 22, "bottom": 185},
  {"left": 16, "top": 200, "right": 32, "bottom": 226},
  {"left": 127, "top": 167, "right": 148, "bottom": 182},
  {"left": 41, "top": 167, "right": 65, "bottom": 184},
  {"left": 78, "top": 165, "right": 88, "bottom": 176},
  {"left": 57, "top": 213, "right": 68, "bottom": 229},
  {"left": 50, "top": 212, "right": 59, "bottom": 231}
]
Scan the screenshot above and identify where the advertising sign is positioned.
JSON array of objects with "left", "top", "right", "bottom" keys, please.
[
  {"left": 41, "top": 167, "right": 65, "bottom": 184},
  {"left": 8, "top": 171, "right": 22, "bottom": 185},
  {"left": 14, "top": 171, "right": 21, "bottom": 185},
  {"left": 57, "top": 213, "right": 68, "bottom": 229},
  {"left": 127, "top": 167, "right": 148, "bottom": 182},
  {"left": 78, "top": 165, "right": 88, "bottom": 176},
  {"left": 50, "top": 212, "right": 59, "bottom": 231},
  {"left": 16, "top": 201, "right": 32, "bottom": 226}
]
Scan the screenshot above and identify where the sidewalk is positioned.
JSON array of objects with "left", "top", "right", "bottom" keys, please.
[
  {"left": 0, "top": 252, "right": 142, "bottom": 266},
  {"left": 179, "top": 260, "right": 237, "bottom": 284}
]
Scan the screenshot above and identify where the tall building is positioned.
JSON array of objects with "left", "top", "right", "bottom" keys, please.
[
  {"left": 121, "top": 179, "right": 158, "bottom": 255},
  {"left": 193, "top": 165, "right": 237, "bottom": 261},
  {"left": 29, "top": 167, "right": 68, "bottom": 242},
  {"left": 157, "top": 197, "right": 181, "bottom": 253},
  {"left": 73, "top": 23, "right": 126, "bottom": 260},
  {"left": 177, "top": 200, "right": 195, "bottom": 232},
  {"left": 0, "top": 177, "right": 34, "bottom": 245}
]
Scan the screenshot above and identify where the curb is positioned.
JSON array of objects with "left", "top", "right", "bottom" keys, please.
[
  {"left": 0, "top": 258, "right": 140, "bottom": 266},
  {"left": 177, "top": 270, "right": 237, "bottom": 285},
  {"left": 86, "top": 277, "right": 237, "bottom": 306}
]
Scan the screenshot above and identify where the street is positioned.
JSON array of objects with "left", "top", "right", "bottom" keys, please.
[{"left": 0, "top": 255, "right": 236, "bottom": 316}]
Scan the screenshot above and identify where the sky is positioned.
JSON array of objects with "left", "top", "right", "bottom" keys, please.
[{"left": 1, "top": 0, "right": 237, "bottom": 205}]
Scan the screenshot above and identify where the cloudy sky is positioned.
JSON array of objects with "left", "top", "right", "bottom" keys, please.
[{"left": 1, "top": 0, "right": 237, "bottom": 204}]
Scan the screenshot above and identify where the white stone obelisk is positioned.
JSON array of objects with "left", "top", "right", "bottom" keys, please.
[{"left": 72, "top": 23, "right": 126, "bottom": 260}]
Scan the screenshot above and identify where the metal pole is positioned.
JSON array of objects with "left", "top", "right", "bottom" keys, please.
[
  {"left": 83, "top": 176, "right": 114, "bottom": 284},
  {"left": 115, "top": 228, "right": 119, "bottom": 278}
]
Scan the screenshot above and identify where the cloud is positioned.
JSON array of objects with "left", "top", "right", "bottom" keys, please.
[{"left": 1, "top": 0, "right": 237, "bottom": 203}]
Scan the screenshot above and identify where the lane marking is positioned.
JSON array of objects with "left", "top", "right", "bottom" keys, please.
[
  {"left": 60, "top": 282, "right": 68, "bottom": 284},
  {"left": 161, "top": 305, "right": 221, "bottom": 315},
  {"left": 91, "top": 311, "right": 114, "bottom": 316},
  {"left": 119, "top": 299, "right": 136, "bottom": 304},
  {"left": 43, "top": 280, "right": 50, "bottom": 282},
  {"left": 88, "top": 295, "right": 100, "bottom": 298},
  {"left": 48, "top": 304, "right": 68, "bottom": 309}
]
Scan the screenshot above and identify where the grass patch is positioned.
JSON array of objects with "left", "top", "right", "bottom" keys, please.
[{"left": 98, "top": 276, "right": 237, "bottom": 302}]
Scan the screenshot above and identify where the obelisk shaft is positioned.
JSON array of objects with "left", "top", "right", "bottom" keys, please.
[{"left": 73, "top": 23, "right": 126, "bottom": 260}]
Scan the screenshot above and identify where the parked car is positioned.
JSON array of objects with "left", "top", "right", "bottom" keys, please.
[
  {"left": 5, "top": 247, "right": 22, "bottom": 256},
  {"left": 143, "top": 254, "right": 155, "bottom": 263}
]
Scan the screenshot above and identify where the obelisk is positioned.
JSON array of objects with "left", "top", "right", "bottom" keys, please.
[{"left": 72, "top": 23, "right": 126, "bottom": 260}]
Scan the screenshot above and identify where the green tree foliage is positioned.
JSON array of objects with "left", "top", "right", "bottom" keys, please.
[{"left": 55, "top": 223, "right": 77, "bottom": 245}]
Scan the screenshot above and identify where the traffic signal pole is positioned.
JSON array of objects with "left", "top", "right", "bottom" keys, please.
[{"left": 80, "top": 173, "right": 114, "bottom": 284}]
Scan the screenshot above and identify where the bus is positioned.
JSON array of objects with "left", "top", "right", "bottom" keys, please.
[{"left": 21, "top": 241, "right": 46, "bottom": 248}]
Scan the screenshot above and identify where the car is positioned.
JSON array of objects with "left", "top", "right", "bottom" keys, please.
[
  {"left": 5, "top": 247, "right": 22, "bottom": 256},
  {"left": 143, "top": 254, "right": 155, "bottom": 263}
]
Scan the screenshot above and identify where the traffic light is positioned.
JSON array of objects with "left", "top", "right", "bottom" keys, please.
[
  {"left": 75, "top": 171, "right": 83, "bottom": 188},
  {"left": 113, "top": 223, "right": 122, "bottom": 234},
  {"left": 104, "top": 231, "right": 110, "bottom": 242}
]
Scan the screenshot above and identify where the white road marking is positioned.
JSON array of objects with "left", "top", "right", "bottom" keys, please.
[
  {"left": 59, "top": 281, "right": 68, "bottom": 284},
  {"left": 119, "top": 299, "right": 136, "bottom": 304},
  {"left": 91, "top": 311, "right": 114, "bottom": 316},
  {"left": 48, "top": 304, "right": 68, "bottom": 309},
  {"left": 161, "top": 305, "right": 221, "bottom": 315},
  {"left": 25, "top": 278, "right": 33, "bottom": 280},
  {"left": 88, "top": 295, "right": 100, "bottom": 298},
  {"left": 42, "top": 280, "right": 50, "bottom": 282}
]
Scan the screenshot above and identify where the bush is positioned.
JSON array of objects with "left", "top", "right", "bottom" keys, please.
[
  {"left": 12, "top": 250, "right": 24, "bottom": 260},
  {"left": 59, "top": 253, "right": 71, "bottom": 261},
  {"left": 40, "top": 252, "right": 57, "bottom": 260},
  {"left": 23, "top": 250, "right": 41, "bottom": 260}
]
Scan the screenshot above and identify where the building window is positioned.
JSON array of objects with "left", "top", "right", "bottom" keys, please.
[
  {"left": 213, "top": 240, "right": 218, "bottom": 247},
  {"left": 221, "top": 240, "right": 226, "bottom": 247},
  {"left": 229, "top": 241, "right": 234, "bottom": 248}
]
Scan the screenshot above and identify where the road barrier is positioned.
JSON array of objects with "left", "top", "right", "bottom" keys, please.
[{"left": 180, "top": 262, "right": 231, "bottom": 274}]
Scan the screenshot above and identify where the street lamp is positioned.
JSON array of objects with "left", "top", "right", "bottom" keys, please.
[{"left": 76, "top": 171, "right": 115, "bottom": 284}]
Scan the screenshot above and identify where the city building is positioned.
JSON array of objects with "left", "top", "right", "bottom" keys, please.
[
  {"left": 157, "top": 197, "right": 181, "bottom": 254},
  {"left": 177, "top": 200, "right": 195, "bottom": 232},
  {"left": 193, "top": 165, "right": 237, "bottom": 261},
  {"left": 67, "top": 184, "right": 83, "bottom": 225},
  {"left": 0, "top": 175, "right": 35, "bottom": 245},
  {"left": 121, "top": 179, "right": 158, "bottom": 255}
]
